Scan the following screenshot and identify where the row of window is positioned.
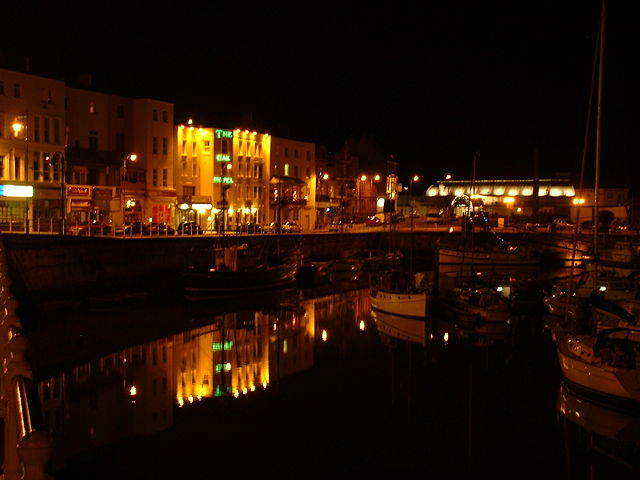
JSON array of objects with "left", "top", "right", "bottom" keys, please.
[
  {"left": 0, "top": 153, "right": 60, "bottom": 182},
  {"left": 151, "top": 168, "right": 169, "bottom": 187},
  {"left": 280, "top": 146, "right": 312, "bottom": 160},
  {"left": 0, "top": 114, "right": 62, "bottom": 144},
  {"left": 0, "top": 80, "right": 21, "bottom": 98}
]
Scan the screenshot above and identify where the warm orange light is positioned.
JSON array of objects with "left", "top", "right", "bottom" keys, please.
[
  {"left": 572, "top": 197, "right": 585, "bottom": 205},
  {"left": 360, "top": 175, "right": 367, "bottom": 181},
  {"left": 12, "top": 123, "right": 23, "bottom": 135},
  {"left": 503, "top": 197, "right": 515, "bottom": 204},
  {"left": 374, "top": 174, "right": 381, "bottom": 181},
  {"left": 323, "top": 173, "right": 329, "bottom": 180},
  {"left": 321, "top": 329, "right": 328, "bottom": 341},
  {"left": 412, "top": 175, "right": 419, "bottom": 182},
  {"left": 445, "top": 174, "right": 452, "bottom": 180},
  {"left": 129, "top": 386, "right": 137, "bottom": 396},
  {"left": 359, "top": 320, "right": 365, "bottom": 331},
  {"left": 129, "top": 153, "right": 137, "bottom": 161}
]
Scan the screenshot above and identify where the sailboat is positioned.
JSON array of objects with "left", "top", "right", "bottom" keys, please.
[
  {"left": 554, "top": 0, "right": 640, "bottom": 406},
  {"left": 369, "top": 181, "right": 429, "bottom": 319}
]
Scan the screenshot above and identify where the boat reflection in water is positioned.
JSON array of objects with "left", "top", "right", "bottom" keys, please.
[{"left": 557, "top": 382, "right": 640, "bottom": 477}]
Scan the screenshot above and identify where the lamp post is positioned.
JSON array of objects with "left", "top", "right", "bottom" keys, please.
[
  {"left": 12, "top": 117, "right": 29, "bottom": 233},
  {"left": 409, "top": 175, "right": 419, "bottom": 233},
  {"left": 121, "top": 153, "right": 137, "bottom": 226}
]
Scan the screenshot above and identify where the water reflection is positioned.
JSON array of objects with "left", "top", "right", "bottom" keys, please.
[
  {"left": 557, "top": 382, "right": 640, "bottom": 478},
  {"left": 24, "top": 279, "right": 626, "bottom": 478},
  {"left": 32, "top": 287, "right": 372, "bottom": 472}
]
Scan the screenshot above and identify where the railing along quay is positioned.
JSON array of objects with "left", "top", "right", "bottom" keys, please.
[{"left": 1, "top": 238, "right": 53, "bottom": 480}]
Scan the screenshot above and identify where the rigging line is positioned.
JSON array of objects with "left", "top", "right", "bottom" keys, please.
[{"left": 564, "top": 1, "right": 603, "bottom": 327}]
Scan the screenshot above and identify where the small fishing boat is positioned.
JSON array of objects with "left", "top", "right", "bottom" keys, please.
[{"left": 183, "top": 243, "right": 301, "bottom": 298}]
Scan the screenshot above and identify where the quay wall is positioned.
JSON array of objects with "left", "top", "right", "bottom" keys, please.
[{"left": 0, "top": 230, "right": 588, "bottom": 304}]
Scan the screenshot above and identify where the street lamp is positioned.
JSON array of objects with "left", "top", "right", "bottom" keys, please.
[
  {"left": 409, "top": 175, "right": 420, "bottom": 233},
  {"left": 122, "top": 153, "right": 137, "bottom": 225},
  {"left": 12, "top": 117, "right": 29, "bottom": 233}
]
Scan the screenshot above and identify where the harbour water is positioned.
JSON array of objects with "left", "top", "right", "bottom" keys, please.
[{"left": 19, "top": 272, "right": 640, "bottom": 479}]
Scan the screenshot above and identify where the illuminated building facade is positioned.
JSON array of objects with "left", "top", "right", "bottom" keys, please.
[
  {"left": 0, "top": 68, "right": 65, "bottom": 231},
  {"left": 270, "top": 136, "right": 316, "bottom": 230},
  {"left": 65, "top": 87, "right": 175, "bottom": 225},
  {"left": 174, "top": 124, "right": 271, "bottom": 231}
]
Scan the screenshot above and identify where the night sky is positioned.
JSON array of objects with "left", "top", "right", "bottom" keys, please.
[{"left": 4, "top": 1, "right": 638, "bottom": 186}]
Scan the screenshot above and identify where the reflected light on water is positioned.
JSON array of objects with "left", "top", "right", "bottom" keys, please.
[
  {"left": 322, "top": 329, "right": 328, "bottom": 341},
  {"left": 359, "top": 320, "right": 365, "bottom": 331},
  {"left": 129, "top": 385, "right": 137, "bottom": 396}
]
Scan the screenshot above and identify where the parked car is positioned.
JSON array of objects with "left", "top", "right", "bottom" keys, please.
[
  {"left": 238, "top": 222, "right": 263, "bottom": 234},
  {"left": 148, "top": 222, "right": 175, "bottom": 235},
  {"left": 282, "top": 221, "right": 301, "bottom": 233},
  {"left": 365, "top": 215, "right": 381, "bottom": 226},
  {"left": 552, "top": 218, "right": 575, "bottom": 230},
  {"left": 177, "top": 221, "right": 203, "bottom": 235},
  {"left": 424, "top": 213, "right": 441, "bottom": 224},
  {"left": 117, "top": 221, "right": 150, "bottom": 235},
  {"left": 66, "top": 221, "right": 112, "bottom": 236}
]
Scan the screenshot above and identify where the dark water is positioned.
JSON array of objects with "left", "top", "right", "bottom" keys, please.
[{"left": 20, "top": 276, "right": 640, "bottom": 479}]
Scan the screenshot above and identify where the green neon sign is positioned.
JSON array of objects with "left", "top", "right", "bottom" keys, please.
[
  {"left": 216, "top": 154, "right": 231, "bottom": 162},
  {"left": 214, "top": 177, "right": 234, "bottom": 184},
  {"left": 215, "top": 129, "right": 233, "bottom": 139},
  {"left": 212, "top": 341, "right": 233, "bottom": 351}
]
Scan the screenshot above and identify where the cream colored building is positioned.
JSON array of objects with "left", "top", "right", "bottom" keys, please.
[
  {"left": 65, "top": 87, "right": 175, "bottom": 225},
  {"left": 174, "top": 123, "right": 271, "bottom": 231},
  {"left": 270, "top": 136, "right": 316, "bottom": 230},
  {"left": 0, "top": 68, "right": 65, "bottom": 231}
]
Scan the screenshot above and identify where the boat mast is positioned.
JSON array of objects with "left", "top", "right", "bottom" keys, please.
[{"left": 593, "top": 0, "right": 606, "bottom": 289}]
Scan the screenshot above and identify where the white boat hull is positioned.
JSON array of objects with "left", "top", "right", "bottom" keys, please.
[
  {"left": 370, "top": 289, "right": 427, "bottom": 319},
  {"left": 557, "top": 338, "right": 640, "bottom": 403}
]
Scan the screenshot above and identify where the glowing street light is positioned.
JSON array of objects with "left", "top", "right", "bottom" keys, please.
[{"left": 122, "top": 153, "right": 137, "bottom": 225}]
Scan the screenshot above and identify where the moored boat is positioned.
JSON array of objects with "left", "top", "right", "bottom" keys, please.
[
  {"left": 369, "top": 270, "right": 428, "bottom": 319},
  {"left": 183, "top": 243, "right": 301, "bottom": 298},
  {"left": 556, "top": 328, "right": 640, "bottom": 404}
]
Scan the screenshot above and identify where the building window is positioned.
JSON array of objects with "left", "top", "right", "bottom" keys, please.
[
  {"left": 284, "top": 163, "right": 290, "bottom": 176},
  {"left": 41, "top": 88, "right": 53, "bottom": 104},
  {"left": 89, "top": 101, "right": 96, "bottom": 113},
  {"left": 191, "top": 159, "right": 197, "bottom": 177},
  {"left": 116, "top": 133, "right": 125, "bottom": 152},
  {"left": 181, "top": 158, "right": 187, "bottom": 176},
  {"left": 43, "top": 153, "right": 51, "bottom": 181},
  {"left": 0, "top": 81, "right": 4, "bottom": 95},
  {"left": 14, "top": 156, "right": 21, "bottom": 180},
  {"left": 117, "top": 105, "right": 124, "bottom": 118},
  {"left": 14, "top": 84, "right": 21, "bottom": 98},
  {"left": 294, "top": 166, "right": 298, "bottom": 178},
  {"left": 89, "top": 131, "right": 98, "bottom": 150},
  {"left": 0, "top": 114, "right": 3, "bottom": 138},
  {"left": 153, "top": 136, "right": 158, "bottom": 154},
  {"left": 153, "top": 109, "right": 158, "bottom": 121},
  {"left": 0, "top": 155, "right": 4, "bottom": 179},
  {"left": 182, "top": 139, "right": 187, "bottom": 155},
  {"left": 162, "top": 168, "right": 168, "bottom": 187},
  {"left": 254, "top": 164, "right": 263, "bottom": 179},
  {"left": 152, "top": 168, "right": 158, "bottom": 187},
  {"left": 192, "top": 141, "right": 197, "bottom": 157},
  {"left": 306, "top": 151, "right": 310, "bottom": 161},
  {"left": 284, "top": 147, "right": 289, "bottom": 157},
  {"left": 162, "top": 111, "right": 168, "bottom": 122},
  {"left": 306, "top": 167, "right": 310, "bottom": 178},
  {"left": 162, "top": 137, "right": 168, "bottom": 155},
  {"left": 54, "top": 119, "right": 60, "bottom": 144},
  {"left": 203, "top": 140, "right": 211, "bottom": 153},
  {"left": 182, "top": 186, "right": 195, "bottom": 196},
  {"left": 32, "top": 152, "right": 41, "bottom": 181},
  {"left": 221, "top": 139, "right": 229, "bottom": 154},
  {"left": 294, "top": 149, "right": 299, "bottom": 159},
  {"left": 44, "top": 118, "right": 50, "bottom": 143},
  {"left": 34, "top": 116, "right": 40, "bottom": 142}
]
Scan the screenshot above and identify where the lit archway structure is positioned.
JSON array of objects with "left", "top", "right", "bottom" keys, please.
[{"left": 427, "top": 178, "right": 576, "bottom": 218}]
